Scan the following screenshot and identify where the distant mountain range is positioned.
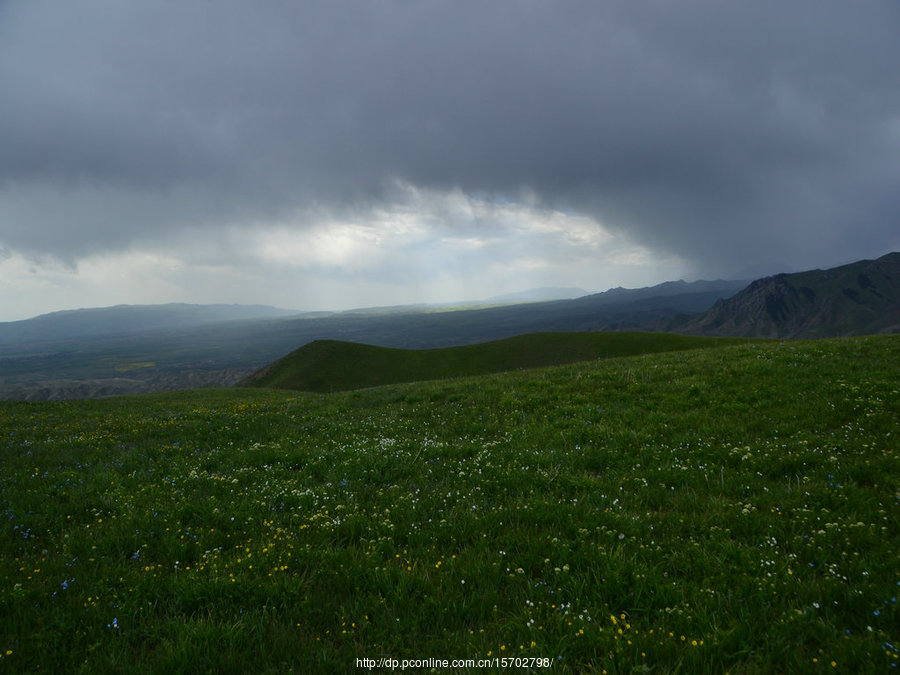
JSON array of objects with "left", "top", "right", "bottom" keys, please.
[
  {"left": 0, "top": 278, "right": 744, "bottom": 400},
  {"left": 0, "top": 303, "right": 300, "bottom": 346},
  {"left": 484, "top": 287, "right": 590, "bottom": 303},
  {"left": 677, "top": 252, "right": 900, "bottom": 338},
  {"left": 1, "top": 252, "right": 897, "bottom": 400}
]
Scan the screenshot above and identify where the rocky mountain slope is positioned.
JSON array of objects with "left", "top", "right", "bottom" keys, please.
[{"left": 677, "top": 252, "right": 900, "bottom": 338}]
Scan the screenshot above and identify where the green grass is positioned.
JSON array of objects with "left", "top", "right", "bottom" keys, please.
[
  {"left": 239, "top": 331, "right": 753, "bottom": 392},
  {"left": 1, "top": 336, "right": 899, "bottom": 672}
]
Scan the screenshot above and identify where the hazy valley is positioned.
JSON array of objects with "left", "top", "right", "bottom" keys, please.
[{"left": 2, "top": 253, "right": 898, "bottom": 400}]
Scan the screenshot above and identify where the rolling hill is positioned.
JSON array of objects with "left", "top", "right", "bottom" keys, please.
[
  {"left": 0, "top": 280, "right": 744, "bottom": 400},
  {"left": 238, "top": 331, "right": 752, "bottom": 392},
  {"left": 677, "top": 252, "right": 900, "bottom": 338},
  {"left": 5, "top": 250, "right": 898, "bottom": 400}
]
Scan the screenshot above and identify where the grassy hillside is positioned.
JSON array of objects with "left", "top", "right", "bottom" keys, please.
[
  {"left": 239, "top": 331, "right": 753, "bottom": 392},
  {"left": 1, "top": 337, "right": 899, "bottom": 672}
]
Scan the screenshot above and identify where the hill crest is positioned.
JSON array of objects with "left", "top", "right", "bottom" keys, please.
[{"left": 238, "top": 331, "right": 751, "bottom": 393}]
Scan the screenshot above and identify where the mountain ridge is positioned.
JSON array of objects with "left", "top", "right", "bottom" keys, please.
[
  {"left": 0, "top": 278, "right": 745, "bottom": 400},
  {"left": 3, "top": 253, "right": 898, "bottom": 400},
  {"left": 0, "top": 303, "right": 303, "bottom": 345},
  {"left": 677, "top": 252, "right": 900, "bottom": 338}
]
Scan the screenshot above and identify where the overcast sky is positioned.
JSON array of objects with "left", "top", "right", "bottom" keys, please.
[{"left": 1, "top": 1, "right": 898, "bottom": 321}]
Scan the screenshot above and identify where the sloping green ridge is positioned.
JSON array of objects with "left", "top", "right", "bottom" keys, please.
[{"left": 239, "top": 331, "right": 753, "bottom": 392}]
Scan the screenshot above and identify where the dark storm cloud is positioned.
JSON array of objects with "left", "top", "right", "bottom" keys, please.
[{"left": 1, "top": 0, "right": 898, "bottom": 272}]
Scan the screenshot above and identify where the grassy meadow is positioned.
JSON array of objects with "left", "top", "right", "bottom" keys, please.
[{"left": 1, "top": 336, "right": 898, "bottom": 672}]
